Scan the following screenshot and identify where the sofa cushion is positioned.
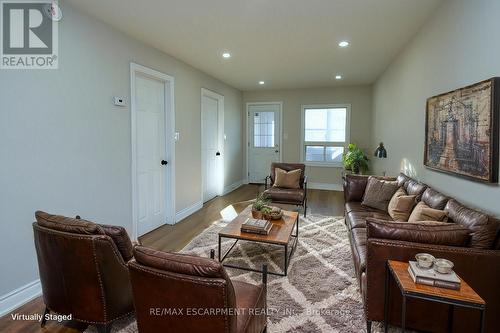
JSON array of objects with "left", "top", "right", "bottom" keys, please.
[
  {"left": 361, "top": 177, "right": 399, "bottom": 211},
  {"left": 366, "top": 219, "right": 471, "bottom": 247},
  {"left": 346, "top": 211, "right": 392, "bottom": 230},
  {"left": 421, "top": 188, "right": 449, "bottom": 210},
  {"left": 134, "top": 246, "right": 230, "bottom": 279},
  {"left": 344, "top": 175, "right": 369, "bottom": 202},
  {"left": 273, "top": 168, "right": 301, "bottom": 189},
  {"left": 396, "top": 173, "right": 411, "bottom": 187},
  {"left": 388, "top": 188, "right": 416, "bottom": 221},
  {"left": 404, "top": 179, "right": 427, "bottom": 201},
  {"left": 408, "top": 202, "right": 448, "bottom": 222},
  {"left": 351, "top": 228, "right": 367, "bottom": 274},
  {"left": 99, "top": 224, "right": 134, "bottom": 261},
  {"left": 345, "top": 202, "right": 386, "bottom": 214},
  {"left": 445, "top": 199, "right": 497, "bottom": 249},
  {"left": 35, "top": 210, "right": 105, "bottom": 235},
  {"left": 263, "top": 187, "right": 305, "bottom": 203}
]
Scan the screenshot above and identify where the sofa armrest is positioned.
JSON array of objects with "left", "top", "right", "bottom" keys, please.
[{"left": 365, "top": 238, "right": 500, "bottom": 331}]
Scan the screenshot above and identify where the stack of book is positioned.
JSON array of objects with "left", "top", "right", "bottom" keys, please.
[
  {"left": 241, "top": 218, "right": 273, "bottom": 235},
  {"left": 408, "top": 261, "right": 461, "bottom": 290}
]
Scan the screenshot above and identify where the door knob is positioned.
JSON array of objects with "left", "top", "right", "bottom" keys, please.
[
  {"left": 216, "top": 152, "right": 221, "bottom": 156},
  {"left": 161, "top": 160, "right": 168, "bottom": 165},
  {"left": 275, "top": 150, "right": 279, "bottom": 153}
]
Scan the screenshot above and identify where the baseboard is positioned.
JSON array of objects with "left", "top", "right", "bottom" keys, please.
[
  {"left": 222, "top": 179, "right": 245, "bottom": 195},
  {"left": 0, "top": 280, "right": 42, "bottom": 317},
  {"left": 175, "top": 201, "right": 203, "bottom": 223},
  {"left": 307, "top": 182, "right": 343, "bottom": 191}
]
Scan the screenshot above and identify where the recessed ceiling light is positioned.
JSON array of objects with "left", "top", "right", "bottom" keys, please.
[
  {"left": 335, "top": 75, "right": 342, "bottom": 80},
  {"left": 222, "top": 52, "right": 231, "bottom": 58},
  {"left": 338, "top": 41, "right": 350, "bottom": 48},
  {"left": 258, "top": 81, "right": 265, "bottom": 85}
]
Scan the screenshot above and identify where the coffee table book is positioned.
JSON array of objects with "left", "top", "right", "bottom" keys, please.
[
  {"left": 241, "top": 218, "right": 273, "bottom": 235},
  {"left": 408, "top": 261, "right": 461, "bottom": 290}
]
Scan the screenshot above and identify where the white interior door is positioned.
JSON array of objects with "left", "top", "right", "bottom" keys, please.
[
  {"left": 247, "top": 103, "right": 281, "bottom": 183},
  {"left": 135, "top": 74, "right": 167, "bottom": 235},
  {"left": 202, "top": 91, "right": 223, "bottom": 202}
]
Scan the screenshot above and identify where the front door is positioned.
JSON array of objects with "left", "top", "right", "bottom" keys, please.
[
  {"left": 247, "top": 103, "right": 281, "bottom": 183},
  {"left": 135, "top": 73, "right": 167, "bottom": 235}
]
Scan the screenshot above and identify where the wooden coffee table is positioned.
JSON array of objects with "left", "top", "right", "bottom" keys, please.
[{"left": 218, "top": 205, "right": 299, "bottom": 276}]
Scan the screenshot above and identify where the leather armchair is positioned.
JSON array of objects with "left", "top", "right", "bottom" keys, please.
[
  {"left": 33, "top": 211, "right": 134, "bottom": 333},
  {"left": 263, "top": 162, "right": 307, "bottom": 216},
  {"left": 128, "top": 246, "right": 268, "bottom": 333}
]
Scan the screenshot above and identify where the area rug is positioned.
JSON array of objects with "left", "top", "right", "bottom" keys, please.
[{"left": 86, "top": 213, "right": 402, "bottom": 333}]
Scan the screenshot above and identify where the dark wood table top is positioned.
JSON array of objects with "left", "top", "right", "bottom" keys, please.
[
  {"left": 388, "top": 260, "right": 485, "bottom": 305},
  {"left": 219, "top": 205, "right": 299, "bottom": 245}
]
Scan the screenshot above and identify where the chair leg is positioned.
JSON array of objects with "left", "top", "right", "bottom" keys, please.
[
  {"left": 40, "top": 307, "right": 49, "bottom": 327},
  {"left": 366, "top": 320, "right": 372, "bottom": 333},
  {"left": 262, "top": 326, "right": 267, "bottom": 333},
  {"left": 303, "top": 200, "right": 307, "bottom": 217},
  {"left": 96, "top": 323, "right": 111, "bottom": 333}
]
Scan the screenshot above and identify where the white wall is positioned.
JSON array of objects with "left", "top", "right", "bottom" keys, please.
[
  {"left": 372, "top": 0, "right": 500, "bottom": 215},
  {"left": 243, "top": 86, "right": 373, "bottom": 187},
  {"left": 0, "top": 3, "right": 243, "bottom": 296}
]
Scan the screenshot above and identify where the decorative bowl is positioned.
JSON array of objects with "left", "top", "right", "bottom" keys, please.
[
  {"left": 415, "top": 253, "right": 435, "bottom": 269},
  {"left": 434, "top": 258, "right": 454, "bottom": 274}
]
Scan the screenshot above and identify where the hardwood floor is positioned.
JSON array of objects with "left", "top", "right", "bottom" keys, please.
[{"left": 0, "top": 185, "right": 344, "bottom": 333}]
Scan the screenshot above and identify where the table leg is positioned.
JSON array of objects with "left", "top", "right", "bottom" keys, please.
[
  {"left": 218, "top": 235, "right": 221, "bottom": 261},
  {"left": 401, "top": 294, "right": 406, "bottom": 333},
  {"left": 284, "top": 244, "right": 288, "bottom": 276},
  {"left": 448, "top": 304, "right": 454, "bottom": 333},
  {"left": 384, "top": 263, "right": 390, "bottom": 333},
  {"left": 479, "top": 307, "right": 485, "bottom": 333}
]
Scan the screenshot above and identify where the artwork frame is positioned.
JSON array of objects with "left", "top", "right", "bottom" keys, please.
[{"left": 424, "top": 78, "right": 500, "bottom": 183}]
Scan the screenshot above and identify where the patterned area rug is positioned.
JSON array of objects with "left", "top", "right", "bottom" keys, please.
[{"left": 86, "top": 213, "right": 400, "bottom": 333}]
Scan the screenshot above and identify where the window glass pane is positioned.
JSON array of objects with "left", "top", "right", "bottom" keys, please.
[
  {"left": 304, "top": 107, "right": 346, "bottom": 142},
  {"left": 325, "top": 146, "right": 344, "bottom": 163},
  {"left": 253, "top": 112, "right": 275, "bottom": 147},
  {"left": 305, "top": 146, "right": 325, "bottom": 162}
]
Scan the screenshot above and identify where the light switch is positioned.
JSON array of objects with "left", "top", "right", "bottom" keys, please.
[{"left": 174, "top": 132, "right": 180, "bottom": 141}]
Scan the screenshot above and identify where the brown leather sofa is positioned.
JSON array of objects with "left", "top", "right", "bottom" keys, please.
[
  {"left": 33, "top": 211, "right": 134, "bottom": 333},
  {"left": 264, "top": 162, "right": 307, "bottom": 216},
  {"left": 128, "top": 246, "right": 268, "bottom": 333},
  {"left": 343, "top": 174, "right": 500, "bottom": 333}
]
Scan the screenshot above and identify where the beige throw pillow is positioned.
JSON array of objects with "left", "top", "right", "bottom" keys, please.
[
  {"left": 274, "top": 168, "right": 301, "bottom": 189},
  {"left": 361, "top": 177, "right": 399, "bottom": 212},
  {"left": 388, "top": 188, "right": 416, "bottom": 221},
  {"left": 408, "top": 201, "right": 448, "bottom": 222}
]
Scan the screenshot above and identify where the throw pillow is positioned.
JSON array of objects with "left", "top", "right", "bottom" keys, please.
[
  {"left": 387, "top": 188, "right": 416, "bottom": 221},
  {"left": 366, "top": 218, "right": 471, "bottom": 247},
  {"left": 361, "top": 177, "right": 399, "bottom": 212},
  {"left": 274, "top": 168, "right": 301, "bottom": 189},
  {"left": 408, "top": 201, "right": 448, "bottom": 222}
]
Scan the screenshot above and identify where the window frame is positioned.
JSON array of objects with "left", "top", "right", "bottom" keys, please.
[{"left": 300, "top": 104, "right": 351, "bottom": 167}]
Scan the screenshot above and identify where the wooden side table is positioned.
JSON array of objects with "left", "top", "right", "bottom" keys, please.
[{"left": 384, "top": 260, "right": 486, "bottom": 333}]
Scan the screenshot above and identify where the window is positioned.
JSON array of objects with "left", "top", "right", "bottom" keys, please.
[
  {"left": 253, "top": 111, "right": 275, "bottom": 147},
  {"left": 301, "top": 104, "right": 350, "bottom": 166}
]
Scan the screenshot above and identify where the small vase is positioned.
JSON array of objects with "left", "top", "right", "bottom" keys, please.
[{"left": 252, "top": 209, "right": 262, "bottom": 219}]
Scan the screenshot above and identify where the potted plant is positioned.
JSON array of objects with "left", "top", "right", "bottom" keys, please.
[
  {"left": 252, "top": 192, "right": 271, "bottom": 219},
  {"left": 343, "top": 143, "right": 369, "bottom": 174}
]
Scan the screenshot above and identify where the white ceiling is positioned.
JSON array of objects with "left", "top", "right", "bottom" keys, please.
[{"left": 65, "top": 0, "right": 442, "bottom": 91}]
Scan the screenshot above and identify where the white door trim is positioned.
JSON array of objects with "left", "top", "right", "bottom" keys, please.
[
  {"left": 245, "top": 102, "right": 283, "bottom": 183},
  {"left": 201, "top": 88, "right": 224, "bottom": 202},
  {"left": 130, "top": 63, "right": 176, "bottom": 240}
]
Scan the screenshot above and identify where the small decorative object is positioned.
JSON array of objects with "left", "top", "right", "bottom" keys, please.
[
  {"left": 252, "top": 193, "right": 271, "bottom": 219},
  {"left": 342, "top": 143, "right": 369, "bottom": 174},
  {"left": 424, "top": 78, "right": 499, "bottom": 183},
  {"left": 262, "top": 206, "right": 283, "bottom": 220},
  {"left": 415, "top": 253, "right": 435, "bottom": 269},
  {"left": 374, "top": 142, "right": 387, "bottom": 158},
  {"left": 433, "top": 258, "right": 454, "bottom": 274}
]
